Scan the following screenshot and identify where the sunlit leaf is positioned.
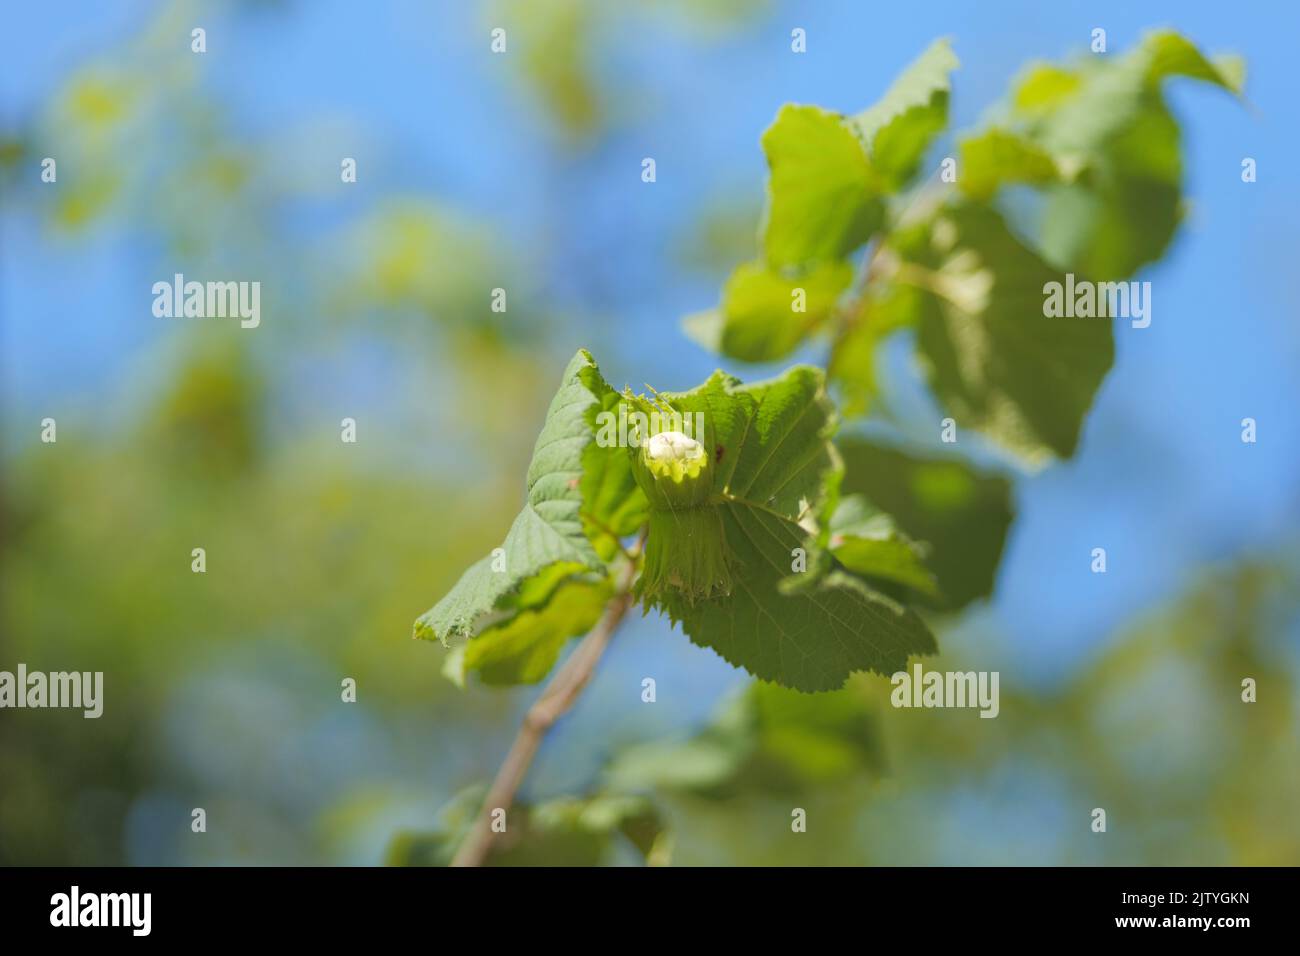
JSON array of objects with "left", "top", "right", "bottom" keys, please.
[
  {"left": 760, "top": 104, "right": 883, "bottom": 268},
  {"left": 848, "top": 37, "right": 959, "bottom": 190},
  {"left": 414, "top": 350, "right": 617, "bottom": 643}
]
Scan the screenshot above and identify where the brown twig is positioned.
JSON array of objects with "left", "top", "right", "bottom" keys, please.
[{"left": 449, "top": 553, "right": 640, "bottom": 868}]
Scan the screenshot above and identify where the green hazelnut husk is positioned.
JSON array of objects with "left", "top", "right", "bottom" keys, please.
[
  {"left": 630, "top": 425, "right": 732, "bottom": 603},
  {"left": 639, "top": 508, "right": 732, "bottom": 604}
]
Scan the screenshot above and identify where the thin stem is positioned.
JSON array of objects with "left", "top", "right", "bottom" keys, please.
[
  {"left": 824, "top": 170, "right": 946, "bottom": 374},
  {"left": 825, "top": 240, "right": 887, "bottom": 374},
  {"left": 449, "top": 554, "right": 640, "bottom": 868}
]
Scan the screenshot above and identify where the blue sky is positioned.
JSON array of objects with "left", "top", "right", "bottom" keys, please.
[{"left": 3, "top": 0, "right": 1298, "bottom": 703}]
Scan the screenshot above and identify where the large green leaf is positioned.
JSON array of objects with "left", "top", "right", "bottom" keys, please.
[
  {"left": 633, "top": 366, "right": 935, "bottom": 691},
  {"left": 838, "top": 438, "right": 1014, "bottom": 610},
  {"left": 759, "top": 104, "right": 883, "bottom": 268},
  {"left": 414, "top": 349, "right": 617, "bottom": 644},
  {"left": 905, "top": 201, "right": 1115, "bottom": 461}
]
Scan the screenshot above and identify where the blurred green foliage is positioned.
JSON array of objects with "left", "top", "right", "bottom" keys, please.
[
  {"left": 487, "top": 0, "right": 770, "bottom": 144},
  {"left": 2, "top": 4, "right": 1293, "bottom": 869},
  {"left": 693, "top": 31, "right": 1244, "bottom": 465},
  {"left": 0, "top": 0, "right": 576, "bottom": 865},
  {"left": 409, "top": 562, "right": 1298, "bottom": 866}
]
